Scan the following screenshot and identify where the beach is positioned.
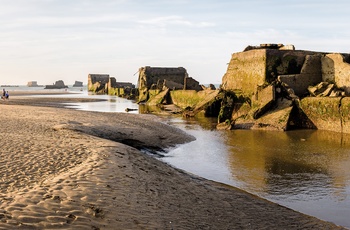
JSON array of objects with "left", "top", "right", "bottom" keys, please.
[{"left": 0, "top": 95, "right": 346, "bottom": 229}]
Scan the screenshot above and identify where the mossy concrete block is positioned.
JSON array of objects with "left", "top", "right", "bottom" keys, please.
[
  {"left": 147, "top": 89, "right": 169, "bottom": 106},
  {"left": 108, "top": 87, "right": 117, "bottom": 95},
  {"left": 340, "top": 97, "right": 350, "bottom": 133},
  {"left": 251, "top": 85, "right": 275, "bottom": 119},
  {"left": 279, "top": 54, "right": 322, "bottom": 96},
  {"left": 170, "top": 90, "right": 204, "bottom": 109},
  {"left": 300, "top": 97, "right": 341, "bottom": 132},
  {"left": 88, "top": 74, "right": 109, "bottom": 94},
  {"left": 234, "top": 99, "right": 293, "bottom": 131},
  {"left": 138, "top": 89, "right": 148, "bottom": 103},
  {"left": 137, "top": 66, "right": 188, "bottom": 92},
  {"left": 192, "top": 90, "right": 220, "bottom": 113},
  {"left": 222, "top": 49, "right": 266, "bottom": 96},
  {"left": 254, "top": 99, "right": 293, "bottom": 131},
  {"left": 231, "top": 102, "right": 251, "bottom": 121},
  {"left": 108, "top": 87, "right": 125, "bottom": 96},
  {"left": 221, "top": 49, "right": 318, "bottom": 97},
  {"left": 148, "top": 89, "right": 161, "bottom": 98},
  {"left": 322, "top": 54, "right": 350, "bottom": 94},
  {"left": 279, "top": 73, "right": 322, "bottom": 97}
]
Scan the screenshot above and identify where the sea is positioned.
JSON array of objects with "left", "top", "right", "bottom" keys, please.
[{"left": 7, "top": 85, "right": 350, "bottom": 228}]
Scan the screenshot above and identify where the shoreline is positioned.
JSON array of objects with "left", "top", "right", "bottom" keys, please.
[
  {"left": 6, "top": 89, "right": 78, "bottom": 96},
  {"left": 0, "top": 97, "right": 346, "bottom": 229}
]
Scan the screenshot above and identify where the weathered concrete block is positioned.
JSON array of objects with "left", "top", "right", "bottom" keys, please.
[
  {"left": 148, "top": 89, "right": 161, "bottom": 99},
  {"left": 321, "top": 53, "right": 350, "bottom": 95},
  {"left": 73, "top": 81, "right": 83, "bottom": 87},
  {"left": 319, "top": 84, "right": 334, "bottom": 97},
  {"left": 308, "top": 82, "right": 330, "bottom": 96},
  {"left": 108, "top": 77, "right": 128, "bottom": 96},
  {"left": 321, "top": 55, "right": 336, "bottom": 82},
  {"left": 163, "top": 80, "right": 184, "bottom": 90},
  {"left": 252, "top": 85, "right": 275, "bottom": 119},
  {"left": 221, "top": 49, "right": 266, "bottom": 96},
  {"left": 45, "top": 80, "right": 68, "bottom": 89},
  {"left": 253, "top": 99, "right": 293, "bottom": 131},
  {"left": 340, "top": 97, "right": 350, "bottom": 133},
  {"left": 299, "top": 97, "right": 342, "bottom": 132},
  {"left": 138, "top": 66, "right": 188, "bottom": 91},
  {"left": 234, "top": 99, "right": 293, "bottom": 131},
  {"left": 300, "top": 54, "right": 322, "bottom": 75},
  {"left": 184, "top": 77, "right": 202, "bottom": 91},
  {"left": 221, "top": 48, "right": 317, "bottom": 97},
  {"left": 277, "top": 54, "right": 323, "bottom": 96},
  {"left": 27, "top": 81, "right": 39, "bottom": 87},
  {"left": 279, "top": 44, "right": 295, "bottom": 50},
  {"left": 266, "top": 50, "right": 308, "bottom": 79},
  {"left": 88, "top": 74, "right": 109, "bottom": 94},
  {"left": 231, "top": 102, "right": 251, "bottom": 121},
  {"left": 191, "top": 90, "right": 220, "bottom": 115},
  {"left": 279, "top": 73, "right": 322, "bottom": 97},
  {"left": 170, "top": 90, "right": 206, "bottom": 109},
  {"left": 147, "top": 89, "right": 170, "bottom": 106},
  {"left": 109, "top": 77, "right": 117, "bottom": 89}
]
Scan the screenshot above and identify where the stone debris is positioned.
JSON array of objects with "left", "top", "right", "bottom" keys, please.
[{"left": 308, "top": 82, "right": 345, "bottom": 97}]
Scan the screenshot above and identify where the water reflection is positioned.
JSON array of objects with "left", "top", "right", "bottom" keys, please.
[
  {"left": 162, "top": 121, "right": 350, "bottom": 228},
  {"left": 64, "top": 95, "right": 139, "bottom": 113}
]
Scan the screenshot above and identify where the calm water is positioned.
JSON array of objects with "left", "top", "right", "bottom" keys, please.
[
  {"left": 14, "top": 90, "right": 350, "bottom": 228},
  {"left": 160, "top": 117, "right": 350, "bottom": 228}
]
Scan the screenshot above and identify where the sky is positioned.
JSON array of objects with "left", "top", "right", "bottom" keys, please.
[{"left": 0, "top": 0, "right": 349, "bottom": 86}]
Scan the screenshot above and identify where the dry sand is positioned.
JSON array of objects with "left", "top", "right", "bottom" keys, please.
[{"left": 0, "top": 96, "right": 346, "bottom": 229}]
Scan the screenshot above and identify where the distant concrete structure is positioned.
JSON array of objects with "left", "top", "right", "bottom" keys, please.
[
  {"left": 73, "top": 81, "right": 83, "bottom": 87},
  {"left": 88, "top": 74, "right": 110, "bottom": 94},
  {"left": 27, "top": 81, "right": 43, "bottom": 87},
  {"left": 44, "top": 80, "right": 68, "bottom": 89},
  {"left": 108, "top": 77, "right": 137, "bottom": 98},
  {"left": 108, "top": 77, "right": 134, "bottom": 89},
  {"left": 184, "top": 77, "right": 202, "bottom": 91},
  {"left": 88, "top": 74, "right": 136, "bottom": 97},
  {"left": 138, "top": 66, "right": 188, "bottom": 91},
  {"left": 137, "top": 66, "right": 202, "bottom": 102}
]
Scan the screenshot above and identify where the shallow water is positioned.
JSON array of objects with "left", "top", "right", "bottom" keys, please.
[
  {"left": 23, "top": 89, "right": 140, "bottom": 114},
  {"left": 64, "top": 95, "right": 139, "bottom": 113},
  {"left": 159, "top": 117, "right": 350, "bottom": 228},
  {"left": 16, "top": 91, "right": 350, "bottom": 228}
]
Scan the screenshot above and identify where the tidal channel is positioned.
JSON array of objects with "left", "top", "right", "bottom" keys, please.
[{"left": 63, "top": 94, "right": 350, "bottom": 228}]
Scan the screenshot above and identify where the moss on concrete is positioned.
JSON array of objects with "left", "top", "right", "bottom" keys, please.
[
  {"left": 108, "top": 88, "right": 125, "bottom": 96},
  {"left": 300, "top": 97, "right": 342, "bottom": 132},
  {"left": 147, "top": 89, "right": 169, "bottom": 106},
  {"left": 170, "top": 90, "right": 205, "bottom": 109},
  {"left": 217, "top": 91, "right": 249, "bottom": 123},
  {"left": 340, "top": 97, "right": 350, "bottom": 133},
  {"left": 222, "top": 49, "right": 266, "bottom": 97}
]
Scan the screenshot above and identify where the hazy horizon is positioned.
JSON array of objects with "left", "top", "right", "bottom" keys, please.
[{"left": 1, "top": 0, "right": 349, "bottom": 86}]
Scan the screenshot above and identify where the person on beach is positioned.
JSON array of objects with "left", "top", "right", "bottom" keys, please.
[
  {"left": 2, "top": 89, "right": 5, "bottom": 100},
  {"left": 5, "top": 91, "right": 9, "bottom": 100}
]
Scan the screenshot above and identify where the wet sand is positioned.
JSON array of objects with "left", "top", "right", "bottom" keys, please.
[{"left": 0, "top": 96, "right": 346, "bottom": 229}]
